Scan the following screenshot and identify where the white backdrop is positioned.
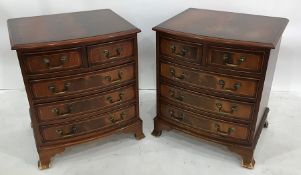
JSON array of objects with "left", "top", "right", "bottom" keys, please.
[{"left": 0, "top": 0, "right": 300, "bottom": 91}]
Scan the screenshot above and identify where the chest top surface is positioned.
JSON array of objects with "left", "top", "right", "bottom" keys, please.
[
  {"left": 7, "top": 9, "right": 140, "bottom": 50},
  {"left": 153, "top": 8, "right": 288, "bottom": 48}
]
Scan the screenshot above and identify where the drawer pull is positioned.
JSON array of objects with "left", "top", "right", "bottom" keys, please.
[
  {"left": 56, "top": 126, "right": 77, "bottom": 137},
  {"left": 214, "top": 123, "right": 236, "bottom": 136},
  {"left": 105, "top": 71, "right": 123, "bottom": 83},
  {"left": 103, "top": 48, "right": 122, "bottom": 59},
  {"left": 169, "top": 90, "right": 184, "bottom": 101},
  {"left": 106, "top": 92, "right": 124, "bottom": 104},
  {"left": 218, "top": 80, "right": 241, "bottom": 92},
  {"left": 48, "top": 82, "right": 71, "bottom": 95},
  {"left": 169, "top": 109, "right": 184, "bottom": 121},
  {"left": 170, "top": 68, "right": 185, "bottom": 80},
  {"left": 223, "top": 54, "right": 245, "bottom": 67},
  {"left": 216, "top": 103, "right": 237, "bottom": 114},
  {"left": 110, "top": 112, "right": 126, "bottom": 124},
  {"left": 170, "top": 44, "right": 188, "bottom": 57},
  {"left": 51, "top": 104, "right": 72, "bottom": 116},
  {"left": 43, "top": 55, "right": 68, "bottom": 70}
]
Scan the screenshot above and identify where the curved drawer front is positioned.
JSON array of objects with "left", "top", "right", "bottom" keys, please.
[
  {"left": 160, "top": 38, "right": 202, "bottom": 64},
  {"left": 160, "top": 84, "right": 253, "bottom": 120},
  {"left": 31, "top": 64, "right": 135, "bottom": 99},
  {"left": 41, "top": 105, "right": 136, "bottom": 142},
  {"left": 207, "top": 46, "right": 264, "bottom": 73},
  {"left": 161, "top": 104, "right": 249, "bottom": 140},
  {"left": 160, "top": 63, "right": 259, "bottom": 98},
  {"left": 36, "top": 86, "right": 135, "bottom": 121},
  {"left": 87, "top": 39, "right": 134, "bottom": 65},
  {"left": 24, "top": 48, "right": 83, "bottom": 74}
]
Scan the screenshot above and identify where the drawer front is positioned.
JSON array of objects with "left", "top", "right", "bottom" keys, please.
[
  {"left": 207, "top": 46, "right": 264, "bottom": 72},
  {"left": 24, "top": 48, "right": 83, "bottom": 74},
  {"left": 161, "top": 104, "right": 249, "bottom": 140},
  {"left": 36, "top": 86, "right": 135, "bottom": 121},
  {"left": 160, "top": 85, "right": 253, "bottom": 120},
  {"left": 160, "top": 38, "right": 202, "bottom": 64},
  {"left": 160, "top": 63, "right": 259, "bottom": 98},
  {"left": 87, "top": 39, "right": 134, "bottom": 65},
  {"left": 31, "top": 64, "right": 135, "bottom": 99},
  {"left": 41, "top": 105, "right": 136, "bottom": 142}
]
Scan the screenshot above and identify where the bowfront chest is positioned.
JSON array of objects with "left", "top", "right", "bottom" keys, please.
[
  {"left": 7, "top": 9, "right": 144, "bottom": 169},
  {"left": 152, "top": 8, "right": 288, "bottom": 168}
]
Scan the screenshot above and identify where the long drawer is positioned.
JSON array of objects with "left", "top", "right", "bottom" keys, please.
[
  {"left": 160, "top": 63, "right": 259, "bottom": 98},
  {"left": 160, "top": 103, "right": 250, "bottom": 141},
  {"left": 40, "top": 105, "right": 136, "bottom": 142},
  {"left": 30, "top": 63, "right": 135, "bottom": 99},
  {"left": 160, "top": 84, "right": 254, "bottom": 120},
  {"left": 36, "top": 85, "right": 135, "bottom": 122}
]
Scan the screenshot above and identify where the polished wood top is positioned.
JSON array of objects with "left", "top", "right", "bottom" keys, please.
[
  {"left": 153, "top": 8, "right": 288, "bottom": 48},
  {"left": 8, "top": 9, "right": 140, "bottom": 50}
]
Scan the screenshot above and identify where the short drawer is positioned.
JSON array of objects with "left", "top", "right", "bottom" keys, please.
[
  {"left": 40, "top": 105, "right": 136, "bottom": 142},
  {"left": 87, "top": 39, "right": 134, "bottom": 65},
  {"left": 160, "top": 63, "right": 259, "bottom": 98},
  {"left": 160, "top": 37, "right": 202, "bottom": 64},
  {"left": 23, "top": 48, "right": 83, "bottom": 74},
  {"left": 36, "top": 86, "right": 135, "bottom": 122},
  {"left": 160, "top": 84, "right": 254, "bottom": 120},
  {"left": 30, "top": 63, "right": 135, "bottom": 99},
  {"left": 207, "top": 46, "right": 264, "bottom": 73},
  {"left": 160, "top": 104, "right": 250, "bottom": 141}
]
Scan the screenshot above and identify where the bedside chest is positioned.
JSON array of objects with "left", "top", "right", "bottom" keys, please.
[
  {"left": 152, "top": 8, "right": 288, "bottom": 168},
  {"left": 7, "top": 9, "right": 144, "bottom": 169}
]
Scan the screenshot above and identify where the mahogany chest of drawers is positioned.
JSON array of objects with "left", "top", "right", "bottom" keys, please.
[
  {"left": 7, "top": 9, "right": 144, "bottom": 169},
  {"left": 152, "top": 8, "right": 288, "bottom": 168}
]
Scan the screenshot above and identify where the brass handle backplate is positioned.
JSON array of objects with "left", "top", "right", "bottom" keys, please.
[
  {"left": 48, "top": 82, "right": 71, "bottom": 95},
  {"left": 110, "top": 112, "right": 126, "bottom": 124},
  {"left": 218, "top": 80, "right": 241, "bottom": 92},
  {"left": 105, "top": 71, "right": 123, "bottom": 83},
  {"left": 106, "top": 92, "right": 124, "bottom": 104},
  {"left": 223, "top": 54, "right": 245, "bottom": 67},
  {"left": 216, "top": 103, "right": 237, "bottom": 114},
  {"left": 56, "top": 126, "right": 77, "bottom": 137},
  {"left": 170, "top": 68, "right": 185, "bottom": 80},
  {"left": 214, "top": 123, "right": 236, "bottom": 136},
  {"left": 103, "top": 48, "right": 122, "bottom": 59},
  {"left": 170, "top": 44, "right": 188, "bottom": 57},
  {"left": 43, "top": 55, "right": 68, "bottom": 70},
  {"left": 51, "top": 104, "right": 73, "bottom": 117},
  {"left": 169, "top": 109, "right": 184, "bottom": 121},
  {"left": 169, "top": 90, "right": 184, "bottom": 101}
]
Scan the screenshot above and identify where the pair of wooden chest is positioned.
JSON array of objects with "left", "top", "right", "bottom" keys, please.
[{"left": 7, "top": 8, "right": 288, "bottom": 169}]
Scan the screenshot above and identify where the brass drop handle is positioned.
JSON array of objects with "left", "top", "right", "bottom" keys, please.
[
  {"left": 169, "top": 109, "right": 184, "bottom": 121},
  {"left": 223, "top": 54, "right": 245, "bottom": 67},
  {"left": 105, "top": 71, "right": 123, "bottom": 83},
  {"left": 218, "top": 80, "right": 241, "bottom": 92},
  {"left": 56, "top": 126, "right": 77, "bottom": 137},
  {"left": 103, "top": 48, "right": 122, "bottom": 59},
  {"left": 169, "top": 90, "right": 184, "bottom": 101},
  {"left": 216, "top": 103, "right": 237, "bottom": 114},
  {"left": 170, "top": 44, "right": 188, "bottom": 57},
  {"left": 214, "top": 123, "right": 236, "bottom": 136},
  {"left": 106, "top": 92, "right": 124, "bottom": 104},
  {"left": 48, "top": 82, "right": 71, "bottom": 95},
  {"left": 170, "top": 68, "right": 185, "bottom": 80},
  {"left": 51, "top": 104, "right": 73, "bottom": 116},
  {"left": 110, "top": 112, "right": 126, "bottom": 124},
  {"left": 43, "top": 55, "right": 68, "bottom": 70}
]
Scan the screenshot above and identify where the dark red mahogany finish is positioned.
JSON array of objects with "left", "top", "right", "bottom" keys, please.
[
  {"left": 152, "top": 8, "right": 288, "bottom": 169},
  {"left": 7, "top": 9, "right": 144, "bottom": 169}
]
